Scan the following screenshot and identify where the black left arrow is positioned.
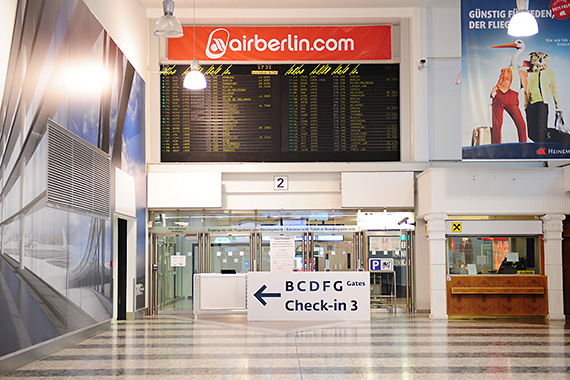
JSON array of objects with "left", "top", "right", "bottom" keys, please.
[{"left": 254, "top": 284, "right": 281, "bottom": 306}]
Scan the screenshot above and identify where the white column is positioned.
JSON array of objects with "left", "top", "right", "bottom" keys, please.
[
  {"left": 424, "top": 212, "right": 448, "bottom": 319},
  {"left": 541, "top": 214, "right": 565, "bottom": 320}
]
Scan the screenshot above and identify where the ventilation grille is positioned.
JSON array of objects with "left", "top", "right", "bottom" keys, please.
[{"left": 46, "top": 122, "right": 111, "bottom": 218}]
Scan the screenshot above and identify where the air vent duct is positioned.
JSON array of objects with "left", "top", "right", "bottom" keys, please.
[{"left": 46, "top": 120, "right": 111, "bottom": 218}]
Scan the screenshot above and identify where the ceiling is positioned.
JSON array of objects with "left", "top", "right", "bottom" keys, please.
[{"left": 138, "top": 0, "right": 459, "bottom": 10}]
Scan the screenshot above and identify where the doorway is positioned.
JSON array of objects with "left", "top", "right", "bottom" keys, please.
[
  {"left": 258, "top": 233, "right": 360, "bottom": 271},
  {"left": 366, "top": 231, "right": 414, "bottom": 312},
  {"left": 117, "top": 218, "right": 127, "bottom": 320},
  {"left": 153, "top": 235, "right": 198, "bottom": 314}
]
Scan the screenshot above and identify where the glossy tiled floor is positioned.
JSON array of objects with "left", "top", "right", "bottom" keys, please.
[{"left": 3, "top": 312, "right": 570, "bottom": 379}]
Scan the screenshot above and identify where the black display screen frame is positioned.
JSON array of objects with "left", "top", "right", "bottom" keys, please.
[{"left": 160, "top": 63, "right": 400, "bottom": 163}]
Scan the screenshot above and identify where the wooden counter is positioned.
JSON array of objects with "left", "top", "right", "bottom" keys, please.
[{"left": 446, "top": 275, "right": 547, "bottom": 316}]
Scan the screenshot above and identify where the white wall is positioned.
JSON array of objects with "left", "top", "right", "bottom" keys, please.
[
  {"left": 149, "top": 163, "right": 427, "bottom": 210},
  {"left": 0, "top": 0, "right": 17, "bottom": 108},
  {"left": 427, "top": 6, "right": 462, "bottom": 161},
  {"left": 84, "top": 0, "right": 148, "bottom": 81},
  {"left": 417, "top": 168, "right": 570, "bottom": 217},
  {"left": 0, "top": 0, "right": 148, "bottom": 137},
  {"left": 147, "top": 7, "right": 429, "bottom": 165},
  {"left": 414, "top": 218, "right": 430, "bottom": 311}
]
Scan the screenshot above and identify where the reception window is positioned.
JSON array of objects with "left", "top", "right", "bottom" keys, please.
[{"left": 446, "top": 236, "right": 541, "bottom": 275}]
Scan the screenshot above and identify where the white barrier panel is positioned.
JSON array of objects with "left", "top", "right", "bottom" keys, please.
[{"left": 247, "top": 271, "right": 370, "bottom": 321}]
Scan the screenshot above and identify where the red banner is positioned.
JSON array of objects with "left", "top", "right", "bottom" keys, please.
[{"left": 168, "top": 26, "right": 391, "bottom": 61}]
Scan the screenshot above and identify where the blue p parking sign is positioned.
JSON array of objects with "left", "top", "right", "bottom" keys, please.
[{"left": 369, "top": 258, "right": 394, "bottom": 272}]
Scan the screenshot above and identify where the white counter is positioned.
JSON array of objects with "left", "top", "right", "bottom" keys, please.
[{"left": 193, "top": 273, "right": 247, "bottom": 315}]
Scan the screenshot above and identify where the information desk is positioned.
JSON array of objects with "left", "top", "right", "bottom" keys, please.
[{"left": 446, "top": 275, "right": 547, "bottom": 316}]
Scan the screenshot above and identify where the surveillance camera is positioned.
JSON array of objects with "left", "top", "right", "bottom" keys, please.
[
  {"left": 397, "top": 217, "right": 409, "bottom": 225},
  {"left": 418, "top": 59, "right": 427, "bottom": 70}
]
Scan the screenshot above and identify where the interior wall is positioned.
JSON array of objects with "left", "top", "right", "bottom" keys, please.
[
  {"left": 0, "top": 0, "right": 147, "bottom": 362},
  {"left": 426, "top": 7, "right": 461, "bottom": 161},
  {"left": 414, "top": 218, "right": 430, "bottom": 311},
  {"left": 0, "top": 0, "right": 17, "bottom": 105},
  {"left": 417, "top": 168, "right": 570, "bottom": 217},
  {"left": 224, "top": 172, "right": 342, "bottom": 210},
  {"left": 83, "top": 0, "right": 148, "bottom": 82},
  {"left": 147, "top": 7, "right": 426, "bottom": 165}
]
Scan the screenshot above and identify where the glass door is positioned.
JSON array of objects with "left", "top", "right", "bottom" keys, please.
[
  {"left": 313, "top": 233, "right": 355, "bottom": 271},
  {"left": 365, "top": 231, "right": 413, "bottom": 312},
  {"left": 209, "top": 234, "right": 251, "bottom": 273},
  {"left": 155, "top": 235, "right": 198, "bottom": 313},
  {"left": 259, "top": 233, "right": 356, "bottom": 271},
  {"left": 259, "top": 234, "right": 303, "bottom": 271}
]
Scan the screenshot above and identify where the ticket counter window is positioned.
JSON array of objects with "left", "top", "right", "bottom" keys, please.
[{"left": 446, "top": 236, "right": 540, "bottom": 275}]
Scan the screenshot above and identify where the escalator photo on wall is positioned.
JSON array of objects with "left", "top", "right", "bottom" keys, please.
[
  {"left": 0, "top": 210, "right": 112, "bottom": 357},
  {"left": 0, "top": 0, "right": 146, "bottom": 360}
]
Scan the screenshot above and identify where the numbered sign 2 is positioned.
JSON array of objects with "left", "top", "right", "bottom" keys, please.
[{"left": 274, "top": 175, "right": 288, "bottom": 191}]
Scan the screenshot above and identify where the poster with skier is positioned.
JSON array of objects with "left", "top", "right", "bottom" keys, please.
[{"left": 461, "top": 0, "right": 570, "bottom": 159}]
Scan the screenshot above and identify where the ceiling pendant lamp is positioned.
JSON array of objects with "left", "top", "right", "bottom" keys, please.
[
  {"left": 154, "top": 0, "right": 183, "bottom": 38},
  {"left": 183, "top": 0, "right": 207, "bottom": 90},
  {"left": 507, "top": 0, "right": 539, "bottom": 37},
  {"left": 184, "top": 59, "right": 207, "bottom": 90}
]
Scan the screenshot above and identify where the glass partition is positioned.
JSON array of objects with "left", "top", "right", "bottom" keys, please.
[
  {"left": 210, "top": 235, "right": 250, "bottom": 273},
  {"left": 446, "top": 236, "right": 541, "bottom": 275}
]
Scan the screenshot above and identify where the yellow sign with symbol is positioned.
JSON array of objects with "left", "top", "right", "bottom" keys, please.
[{"left": 451, "top": 222, "right": 462, "bottom": 232}]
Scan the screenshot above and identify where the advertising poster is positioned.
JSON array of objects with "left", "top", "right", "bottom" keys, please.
[{"left": 461, "top": 0, "right": 570, "bottom": 159}]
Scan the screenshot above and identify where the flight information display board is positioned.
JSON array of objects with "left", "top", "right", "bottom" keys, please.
[{"left": 160, "top": 63, "right": 399, "bottom": 162}]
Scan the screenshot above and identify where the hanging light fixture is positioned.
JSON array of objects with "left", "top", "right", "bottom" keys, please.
[
  {"left": 154, "top": 0, "right": 183, "bottom": 38},
  {"left": 183, "top": 0, "right": 207, "bottom": 90},
  {"left": 184, "top": 59, "right": 207, "bottom": 89},
  {"left": 508, "top": 0, "right": 539, "bottom": 37}
]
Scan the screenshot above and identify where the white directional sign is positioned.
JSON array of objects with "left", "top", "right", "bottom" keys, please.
[{"left": 247, "top": 271, "right": 370, "bottom": 321}]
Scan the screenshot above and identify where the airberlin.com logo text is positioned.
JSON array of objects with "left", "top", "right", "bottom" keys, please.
[{"left": 205, "top": 28, "right": 356, "bottom": 59}]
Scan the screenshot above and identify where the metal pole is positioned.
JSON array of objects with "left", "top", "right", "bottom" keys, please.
[
  {"left": 249, "top": 233, "right": 255, "bottom": 272},
  {"left": 302, "top": 233, "right": 307, "bottom": 271},
  {"left": 205, "top": 233, "right": 210, "bottom": 273},
  {"left": 257, "top": 233, "right": 262, "bottom": 271},
  {"left": 132, "top": 278, "right": 136, "bottom": 315},
  {"left": 308, "top": 233, "right": 314, "bottom": 271},
  {"left": 152, "top": 234, "right": 159, "bottom": 315},
  {"left": 407, "top": 230, "right": 414, "bottom": 313}
]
